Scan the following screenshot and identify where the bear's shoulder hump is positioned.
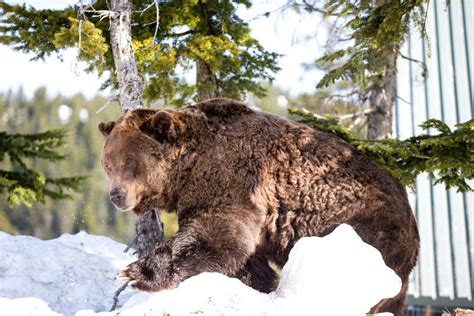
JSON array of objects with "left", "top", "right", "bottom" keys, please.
[{"left": 193, "top": 98, "right": 254, "bottom": 118}]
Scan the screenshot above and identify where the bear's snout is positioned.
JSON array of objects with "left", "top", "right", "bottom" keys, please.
[{"left": 110, "top": 187, "right": 127, "bottom": 210}]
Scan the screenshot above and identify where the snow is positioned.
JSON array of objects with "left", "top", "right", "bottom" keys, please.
[
  {"left": 0, "top": 224, "right": 400, "bottom": 316},
  {"left": 0, "top": 231, "right": 136, "bottom": 316},
  {"left": 276, "top": 224, "right": 401, "bottom": 315}
]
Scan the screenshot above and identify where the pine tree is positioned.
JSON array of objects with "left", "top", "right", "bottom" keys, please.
[
  {"left": 284, "top": 0, "right": 431, "bottom": 139},
  {"left": 279, "top": 1, "right": 473, "bottom": 191},
  {"left": 0, "top": 129, "right": 85, "bottom": 207}
]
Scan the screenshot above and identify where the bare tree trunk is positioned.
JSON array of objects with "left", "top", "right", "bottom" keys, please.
[
  {"left": 366, "top": 45, "right": 398, "bottom": 139},
  {"left": 196, "top": 58, "right": 219, "bottom": 101},
  {"left": 109, "top": 0, "right": 163, "bottom": 256},
  {"left": 110, "top": 0, "right": 143, "bottom": 113},
  {"left": 195, "top": 0, "right": 219, "bottom": 102},
  {"left": 135, "top": 210, "right": 164, "bottom": 257}
]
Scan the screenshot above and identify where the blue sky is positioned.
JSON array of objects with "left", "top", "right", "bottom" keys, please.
[{"left": 0, "top": 0, "right": 325, "bottom": 98}]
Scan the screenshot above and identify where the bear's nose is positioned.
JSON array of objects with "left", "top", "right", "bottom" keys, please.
[{"left": 110, "top": 187, "right": 126, "bottom": 208}]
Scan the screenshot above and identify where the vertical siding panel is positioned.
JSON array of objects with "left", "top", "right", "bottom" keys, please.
[
  {"left": 466, "top": 181, "right": 474, "bottom": 300},
  {"left": 461, "top": 0, "right": 474, "bottom": 114},
  {"left": 398, "top": 38, "right": 422, "bottom": 298},
  {"left": 399, "top": 0, "right": 473, "bottom": 307},
  {"left": 410, "top": 27, "right": 437, "bottom": 298},
  {"left": 422, "top": 2, "right": 451, "bottom": 298},
  {"left": 447, "top": 1, "right": 472, "bottom": 299},
  {"left": 435, "top": 2, "right": 457, "bottom": 128},
  {"left": 434, "top": 0, "right": 459, "bottom": 299},
  {"left": 460, "top": 0, "right": 474, "bottom": 299}
]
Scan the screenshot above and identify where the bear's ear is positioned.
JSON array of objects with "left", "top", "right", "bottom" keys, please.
[
  {"left": 98, "top": 121, "right": 115, "bottom": 138},
  {"left": 140, "top": 111, "right": 177, "bottom": 142}
]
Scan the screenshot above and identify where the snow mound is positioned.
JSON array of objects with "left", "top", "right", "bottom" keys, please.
[
  {"left": 0, "top": 231, "right": 136, "bottom": 316},
  {"left": 77, "top": 273, "right": 276, "bottom": 316},
  {"left": 276, "top": 224, "right": 401, "bottom": 315},
  {"left": 0, "top": 297, "right": 61, "bottom": 316},
  {"left": 0, "top": 224, "right": 400, "bottom": 316}
]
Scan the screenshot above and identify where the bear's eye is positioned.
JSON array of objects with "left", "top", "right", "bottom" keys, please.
[{"left": 124, "top": 159, "right": 137, "bottom": 176}]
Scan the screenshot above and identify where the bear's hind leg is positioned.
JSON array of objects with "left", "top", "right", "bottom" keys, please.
[
  {"left": 235, "top": 255, "right": 278, "bottom": 293},
  {"left": 368, "top": 277, "right": 408, "bottom": 316}
]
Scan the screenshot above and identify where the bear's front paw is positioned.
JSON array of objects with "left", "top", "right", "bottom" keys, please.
[
  {"left": 118, "top": 257, "right": 176, "bottom": 292},
  {"left": 118, "top": 259, "right": 158, "bottom": 292}
]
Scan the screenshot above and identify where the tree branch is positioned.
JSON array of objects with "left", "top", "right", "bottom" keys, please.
[
  {"left": 164, "top": 30, "right": 195, "bottom": 37},
  {"left": 109, "top": 281, "right": 129, "bottom": 311},
  {"left": 397, "top": 49, "right": 428, "bottom": 80}
]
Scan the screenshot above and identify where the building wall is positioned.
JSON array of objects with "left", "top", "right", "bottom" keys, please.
[{"left": 395, "top": 0, "right": 473, "bottom": 308}]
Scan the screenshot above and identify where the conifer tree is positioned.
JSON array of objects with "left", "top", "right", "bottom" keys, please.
[
  {"left": 284, "top": 0, "right": 431, "bottom": 139},
  {"left": 0, "top": 129, "right": 85, "bottom": 207}
]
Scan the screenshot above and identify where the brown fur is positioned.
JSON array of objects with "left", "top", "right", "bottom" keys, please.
[{"left": 99, "top": 98, "right": 419, "bottom": 315}]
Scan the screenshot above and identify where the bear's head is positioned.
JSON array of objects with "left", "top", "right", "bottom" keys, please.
[{"left": 98, "top": 109, "right": 184, "bottom": 215}]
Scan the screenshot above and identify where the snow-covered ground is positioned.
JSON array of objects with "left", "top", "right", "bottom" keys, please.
[{"left": 0, "top": 224, "right": 400, "bottom": 316}]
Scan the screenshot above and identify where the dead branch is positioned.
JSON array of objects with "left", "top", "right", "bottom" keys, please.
[
  {"left": 339, "top": 107, "right": 376, "bottom": 121},
  {"left": 397, "top": 49, "right": 428, "bottom": 80},
  {"left": 124, "top": 231, "right": 142, "bottom": 253},
  {"left": 109, "top": 281, "right": 129, "bottom": 311},
  {"left": 96, "top": 95, "right": 119, "bottom": 113}
]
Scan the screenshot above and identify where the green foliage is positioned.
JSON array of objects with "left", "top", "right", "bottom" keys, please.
[
  {"left": 311, "top": 0, "right": 429, "bottom": 89},
  {"left": 0, "top": 0, "right": 280, "bottom": 105},
  {"left": 290, "top": 109, "right": 474, "bottom": 192},
  {"left": 288, "top": 108, "right": 355, "bottom": 142},
  {"left": 0, "top": 2, "right": 75, "bottom": 59},
  {"left": 53, "top": 17, "right": 108, "bottom": 74},
  {"left": 0, "top": 129, "right": 86, "bottom": 207}
]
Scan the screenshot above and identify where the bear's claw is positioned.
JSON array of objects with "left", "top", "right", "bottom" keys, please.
[
  {"left": 117, "top": 270, "right": 131, "bottom": 281},
  {"left": 118, "top": 261, "right": 160, "bottom": 292}
]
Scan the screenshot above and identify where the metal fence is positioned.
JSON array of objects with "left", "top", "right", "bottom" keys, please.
[{"left": 394, "top": 0, "right": 474, "bottom": 313}]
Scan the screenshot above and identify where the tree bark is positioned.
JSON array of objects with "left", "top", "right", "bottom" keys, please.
[
  {"left": 195, "top": 0, "right": 219, "bottom": 102},
  {"left": 196, "top": 58, "right": 219, "bottom": 101},
  {"left": 109, "top": 0, "right": 163, "bottom": 256},
  {"left": 135, "top": 210, "right": 164, "bottom": 257},
  {"left": 109, "top": 0, "right": 143, "bottom": 113},
  {"left": 366, "top": 45, "right": 398, "bottom": 139}
]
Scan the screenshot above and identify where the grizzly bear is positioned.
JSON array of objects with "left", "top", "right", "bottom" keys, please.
[{"left": 99, "top": 98, "right": 419, "bottom": 315}]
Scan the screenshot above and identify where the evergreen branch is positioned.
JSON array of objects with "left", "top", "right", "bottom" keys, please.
[
  {"left": 303, "top": 0, "right": 432, "bottom": 90},
  {"left": 0, "top": 129, "right": 86, "bottom": 207},
  {"left": 0, "top": 2, "right": 75, "bottom": 59},
  {"left": 291, "top": 109, "right": 474, "bottom": 192},
  {"left": 0, "top": 129, "right": 68, "bottom": 163}
]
